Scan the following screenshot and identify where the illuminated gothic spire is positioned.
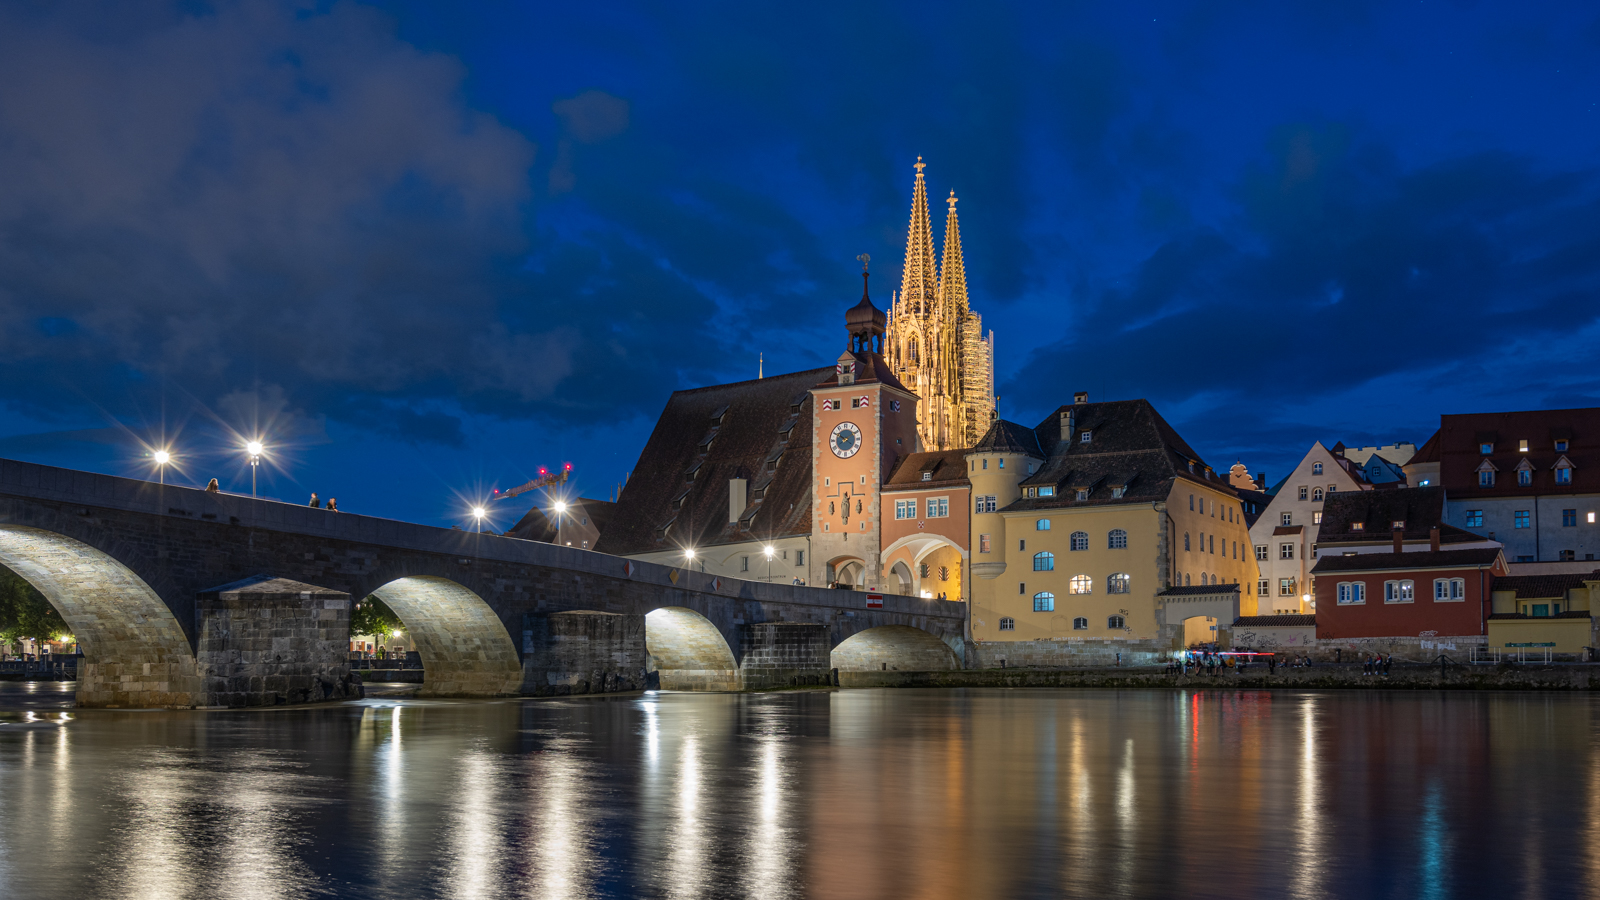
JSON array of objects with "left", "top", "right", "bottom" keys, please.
[
  {"left": 899, "top": 157, "right": 939, "bottom": 317},
  {"left": 937, "top": 190, "right": 969, "bottom": 318}
]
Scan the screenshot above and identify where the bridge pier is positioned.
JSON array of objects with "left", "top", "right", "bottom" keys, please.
[
  {"left": 520, "top": 611, "right": 652, "bottom": 696},
  {"left": 197, "top": 576, "right": 363, "bottom": 708},
  {"left": 738, "top": 622, "right": 833, "bottom": 689}
]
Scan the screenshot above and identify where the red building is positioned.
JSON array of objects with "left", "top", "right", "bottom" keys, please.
[{"left": 1312, "top": 546, "right": 1506, "bottom": 639}]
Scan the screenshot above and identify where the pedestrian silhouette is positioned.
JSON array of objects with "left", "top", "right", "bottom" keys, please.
[
  {"left": 327, "top": 498, "right": 339, "bottom": 512},
  {"left": 205, "top": 478, "right": 220, "bottom": 492},
  {"left": 309, "top": 492, "right": 321, "bottom": 508}
]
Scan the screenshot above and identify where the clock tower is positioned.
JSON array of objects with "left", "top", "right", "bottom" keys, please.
[{"left": 810, "top": 267, "right": 920, "bottom": 589}]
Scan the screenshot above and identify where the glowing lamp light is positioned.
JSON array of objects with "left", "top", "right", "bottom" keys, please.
[
  {"left": 472, "top": 506, "right": 486, "bottom": 519},
  {"left": 391, "top": 629, "right": 403, "bottom": 637},
  {"left": 763, "top": 545, "right": 776, "bottom": 559},
  {"left": 152, "top": 450, "right": 170, "bottom": 465},
  {"left": 684, "top": 548, "right": 697, "bottom": 560},
  {"left": 246, "top": 441, "right": 264, "bottom": 457},
  {"left": 553, "top": 501, "right": 568, "bottom": 514}
]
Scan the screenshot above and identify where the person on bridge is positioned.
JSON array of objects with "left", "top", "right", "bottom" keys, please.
[
  {"left": 309, "top": 493, "right": 321, "bottom": 508},
  {"left": 327, "top": 498, "right": 339, "bottom": 512},
  {"left": 205, "top": 478, "right": 220, "bottom": 492}
]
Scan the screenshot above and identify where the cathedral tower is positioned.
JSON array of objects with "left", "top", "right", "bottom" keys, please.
[{"left": 887, "top": 158, "right": 996, "bottom": 451}]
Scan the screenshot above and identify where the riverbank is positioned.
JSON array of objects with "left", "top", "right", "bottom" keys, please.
[{"left": 840, "top": 663, "right": 1600, "bottom": 691}]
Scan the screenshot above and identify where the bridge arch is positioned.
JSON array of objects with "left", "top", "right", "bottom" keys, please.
[
  {"left": 644, "top": 606, "right": 740, "bottom": 690},
  {"left": 369, "top": 576, "right": 521, "bottom": 697},
  {"left": 0, "top": 525, "right": 199, "bottom": 707},
  {"left": 831, "top": 624, "right": 959, "bottom": 672}
]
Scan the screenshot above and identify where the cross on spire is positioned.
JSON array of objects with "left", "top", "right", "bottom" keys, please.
[
  {"left": 947, "top": 190, "right": 958, "bottom": 211},
  {"left": 914, "top": 155, "right": 925, "bottom": 173}
]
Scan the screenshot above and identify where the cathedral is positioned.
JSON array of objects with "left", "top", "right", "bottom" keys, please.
[{"left": 886, "top": 158, "right": 996, "bottom": 451}]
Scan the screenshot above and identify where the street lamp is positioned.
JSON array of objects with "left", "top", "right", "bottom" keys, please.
[
  {"left": 763, "top": 544, "right": 776, "bottom": 583},
  {"left": 152, "top": 449, "right": 170, "bottom": 485},
  {"left": 472, "top": 506, "right": 486, "bottom": 533},
  {"left": 550, "top": 500, "right": 568, "bottom": 545},
  {"left": 246, "top": 441, "right": 264, "bottom": 497}
]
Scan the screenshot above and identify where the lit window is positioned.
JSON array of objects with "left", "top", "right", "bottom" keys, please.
[
  {"left": 1515, "top": 510, "right": 1530, "bottom": 529},
  {"left": 1107, "top": 573, "right": 1130, "bottom": 594},
  {"left": 1033, "top": 552, "right": 1055, "bottom": 572},
  {"left": 1036, "top": 518, "right": 1051, "bottom": 531},
  {"left": 1072, "top": 617, "right": 1088, "bottom": 630},
  {"left": 1069, "top": 575, "right": 1092, "bottom": 594},
  {"left": 1313, "top": 512, "right": 1323, "bottom": 524},
  {"left": 1279, "top": 578, "right": 1296, "bottom": 597},
  {"left": 1466, "top": 510, "right": 1483, "bottom": 527},
  {"left": 979, "top": 534, "right": 991, "bottom": 553},
  {"left": 1384, "top": 580, "right": 1414, "bottom": 603},
  {"left": 1255, "top": 544, "right": 1268, "bottom": 560},
  {"left": 1108, "top": 529, "right": 1128, "bottom": 549},
  {"left": 1039, "top": 487, "right": 1055, "bottom": 498},
  {"left": 1563, "top": 509, "right": 1577, "bottom": 527},
  {"left": 1280, "top": 543, "right": 1294, "bottom": 560},
  {"left": 1033, "top": 592, "right": 1055, "bottom": 612},
  {"left": 1107, "top": 615, "right": 1125, "bottom": 629},
  {"left": 1480, "top": 442, "right": 1494, "bottom": 455},
  {"left": 1312, "top": 462, "right": 1323, "bottom": 475},
  {"left": 1070, "top": 531, "right": 1089, "bottom": 551},
  {"left": 1519, "top": 439, "right": 1529, "bottom": 452},
  {"left": 1351, "top": 522, "right": 1365, "bottom": 532},
  {"left": 999, "top": 617, "right": 1015, "bottom": 631},
  {"left": 1281, "top": 512, "right": 1292, "bottom": 526}
]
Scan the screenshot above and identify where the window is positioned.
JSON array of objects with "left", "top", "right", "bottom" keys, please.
[
  {"left": 895, "top": 499, "right": 916, "bottom": 519},
  {"left": 1516, "top": 555, "right": 1533, "bottom": 563},
  {"left": 1281, "top": 512, "right": 1293, "bottom": 526},
  {"left": 1384, "top": 580, "right": 1414, "bottom": 603},
  {"left": 796, "top": 550, "right": 805, "bottom": 566},
  {"left": 921, "top": 472, "right": 932, "bottom": 481},
  {"left": 1069, "top": 574, "right": 1093, "bottom": 594},
  {"left": 1312, "top": 487, "right": 1324, "bottom": 502},
  {"left": 1020, "top": 539, "right": 1027, "bottom": 552},
  {"left": 999, "top": 617, "right": 1015, "bottom": 631},
  {"left": 1071, "top": 531, "right": 1089, "bottom": 551},
  {"left": 741, "top": 556, "right": 749, "bottom": 572},
  {"left": 1027, "top": 462, "right": 1036, "bottom": 474},
  {"left": 1564, "top": 509, "right": 1578, "bottom": 527},
  {"left": 998, "top": 459, "right": 1005, "bottom": 469},
  {"left": 1033, "top": 592, "right": 1055, "bottom": 612},
  {"left": 1327, "top": 485, "right": 1337, "bottom": 495},
  {"left": 1033, "top": 552, "right": 1055, "bottom": 571},
  {"left": 919, "top": 563, "right": 929, "bottom": 578},
  {"left": 1466, "top": 510, "right": 1483, "bottom": 528},
  {"left": 976, "top": 495, "right": 998, "bottom": 513},
  {"left": 1298, "top": 486, "right": 1308, "bottom": 500},
  {"left": 1111, "top": 486, "right": 1125, "bottom": 499},
  {"left": 1184, "top": 532, "right": 1191, "bottom": 551},
  {"left": 1556, "top": 440, "right": 1570, "bottom": 452},
  {"left": 1189, "top": 494, "right": 1194, "bottom": 511},
  {"left": 1076, "top": 490, "right": 1089, "bottom": 501},
  {"left": 1255, "top": 544, "right": 1268, "bottom": 560},
  {"left": 1560, "top": 549, "right": 1576, "bottom": 561},
  {"left": 1280, "top": 543, "right": 1294, "bottom": 560},
  {"left": 1039, "top": 487, "right": 1055, "bottom": 498},
  {"left": 1337, "top": 582, "right": 1365, "bottom": 605},
  {"left": 1107, "top": 615, "right": 1126, "bottom": 629},
  {"left": 1258, "top": 578, "right": 1270, "bottom": 597},
  {"left": 1479, "top": 470, "right": 1494, "bottom": 487},
  {"left": 979, "top": 534, "right": 991, "bottom": 553},
  {"left": 1350, "top": 522, "right": 1365, "bottom": 532},
  {"left": 925, "top": 497, "right": 948, "bottom": 518},
  {"left": 1481, "top": 442, "right": 1494, "bottom": 455},
  {"left": 1072, "top": 617, "right": 1088, "bottom": 630},
  {"left": 1312, "top": 462, "right": 1323, "bottom": 475},
  {"left": 1434, "top": 578, "right": 1466, "bottom": 601},
  {"left": 1556, "top": 460, "right": 1574, "bottom": 484},
  {"left": 982, "top": 459, "right": 988, "bottom": 469},
  {"left": 1080, "top": 430, "right": 1092, "bottom": 443},
  {"left": 1209, "top": 535, "right": 1215, "bottom": 554},
  {"left": 1515, "top": 510, "right": 1530, "bottom": 529},
  {"left": 1518, "top": 468, "right": 1532, "bottom": 486},
  {"left": 1519, "top": 439, "right": 1529, "bottom": 452},
  {"left": 1108, "top": 573, "right": 1130, "bottom": 594},
  {"left": 1036, "top": 518, "right": 1051, "bottom": 531},
  {"left": 1279, "top": 578, "right": 1296, "bottom": 597},
  {"left": 1313, "top": 512, "right": 1323, "bottom": 525},
  {"left": 1184, "top": 574, "right": 1191, "bottom": 586},
  {"left": 1108, "top": 529, "right": 1128, "bottom": 549}
]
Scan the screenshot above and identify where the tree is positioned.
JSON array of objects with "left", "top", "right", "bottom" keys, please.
[
  {"left": 0, "top": 565, "right": 71, "bottom": 647},
  {"left": 350, "top": 595, "right": 404, "bottom": 639}
]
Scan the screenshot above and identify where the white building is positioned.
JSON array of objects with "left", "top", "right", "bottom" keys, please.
[{"left": 1247, "top": 442, "right": 1373, "bottom": 615}]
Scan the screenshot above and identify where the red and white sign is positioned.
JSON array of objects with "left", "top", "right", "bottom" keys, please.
[
  {"left": 857, "top": 395, "right": 871, "bottom": 408},
  {"left": 866, "top": 593, "right": 883, "bottom": 608}
]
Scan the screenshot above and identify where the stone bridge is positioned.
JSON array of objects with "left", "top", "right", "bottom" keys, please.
[{"left": 0, "top": 458, "right": 967, "bottom": 708}]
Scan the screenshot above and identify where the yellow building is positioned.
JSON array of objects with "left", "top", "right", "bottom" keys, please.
[
  {"left": 1486, "top": 572, "right": 1600, "bottom": 655},
  {"left": 968, "top": 394, "right": 1260, "bottom": 649}
]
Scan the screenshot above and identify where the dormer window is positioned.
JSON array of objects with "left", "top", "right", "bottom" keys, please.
[
  {"left": 1351, "top": 522, "right": 1365, "bottom": 532},
  {"left": 1039, "top": 486, "right": 1055, "bottom": 497},
  {"left": 1480, "top": 442, "right": 1494, "bottom": 455},
  {"left": 1556, "top": 440, "right": 1569, "bottom": 452},
  {"left": 1392, "top": 520, "right": 1405, "bottom": 529},
  {"left": 921, "top": 471, "right": 933, "bottom": 482},
  {"left": 1517, "top": 459, "right": 1534, "bottom": 486},
  {"left": 1555, "top": 456, "right": 1575, "bottom": 485},
  {"left": 1027, "top": 462, "right": 1036, "bottom": 474},
  {"left": 1076, "top": 489, "right": 1089, "bottom": 501},
  {"left": 1111, "top": 486, "right": 1125, "bottom": 499},
  {"left": 1080, "top": 431, "right": 1092, "bottom": 443},
  {"left": 1519, "top": 439, "right": 1529, "bottom": 452}
]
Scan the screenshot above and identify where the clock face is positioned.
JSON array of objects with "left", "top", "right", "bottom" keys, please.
[{"left": 830, "top": 421, "right": 863, "bottom": 458}]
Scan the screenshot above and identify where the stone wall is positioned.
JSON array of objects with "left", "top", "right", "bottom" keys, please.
[
  {"left": 195, "top": 575, "right": 361, "bottom": 708},
  {"left": 521, "top": 611, "right": 650, "bottom": 696},
  {"left": 970, "top": 638, "right": 1170, "bottom": 668},
  {"left": 842, "top": 662, "right": 1600, "bottom": 691},
  {"left": 739, "top": 622, "right": 832, "bottom": 689}
]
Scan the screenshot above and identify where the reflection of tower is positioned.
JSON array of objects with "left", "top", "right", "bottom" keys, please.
[{"left": 886, "top": 158, "right": 996, "bottom": 450}]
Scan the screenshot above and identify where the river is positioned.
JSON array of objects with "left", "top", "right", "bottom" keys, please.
[{"left": 0, "top": 683, "right": 1594, "bottom": 899}]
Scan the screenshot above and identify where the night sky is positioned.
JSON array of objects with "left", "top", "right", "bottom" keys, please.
[{"left": 0, "top": 1, "right": 1597, "bottom": 527}]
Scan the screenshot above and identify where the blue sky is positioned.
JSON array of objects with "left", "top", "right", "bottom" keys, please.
[{"left": 0, "top": 1, "right": 1596, "bottom": 526}]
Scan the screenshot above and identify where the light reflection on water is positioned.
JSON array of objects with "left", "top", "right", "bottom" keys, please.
[{"left": 0, "top": 686, "right": 1596, "bottom": 899}]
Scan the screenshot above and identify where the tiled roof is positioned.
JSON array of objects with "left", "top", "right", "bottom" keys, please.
[
  {"left": 1310, "top": 547, "right": 1502, "bottom": 574},
  {"left": 972, "top": 419, "right": 1044, "bottom": 457},
  {"left": 597, "top": 368, "right": 828, "bottom": 556},
  {"left": 506, "top": 497, "right": 616, "bottom": 542},
  {"left": 814, "top": 349, "right": 909, "bottom": 393},
  {"left": 1235, "top": 488, "right": 1272, "bottom": 528},
  {"left": 1437, "top": 407, "right": 1600, "bottom": 498},
  {"left": 1232, "top": 615, "right": 1317, "bottom": 627},
  {"left": 1005, "top": 399, "right": 1228, "bottom": 513},
  {"left": 884, "top": 449, "right": 971, "bottom": 490},
  {"left": 1490, "top": 572, "right": 1600, "bottom": 600},
  {"left": 1410, "top": 429, "right": 1441, "bottom": 464},
  {"left": 1158, "top": 583, "right": 1242, "bottom": 597},
  {"left": 1316, "top": 486, "right": 1450, "bottom": 542}
]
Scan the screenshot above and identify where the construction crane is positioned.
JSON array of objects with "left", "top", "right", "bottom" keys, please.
[{"left": 494, "top": 463, "right": 572, "bottom": 501}]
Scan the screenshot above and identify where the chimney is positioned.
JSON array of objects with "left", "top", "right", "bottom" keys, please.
[
  {"left": 1393, "top": 528, "right": 1404, "bottom": 554},
  {"left": 1255, "top": 472, "right": 1266, "bottom": 490},
  {"left": 728, "top": 477, "right": 747, "bottom": 524},
  {"left": 1429, "top": 526, "right": 1440, "bottom": 553},
  {"left": 1073, "top": 391, "right": 1089, "bottom": 405},
  {"left": 1060, "top": 408, "right": 1075, "bottom": 442}
]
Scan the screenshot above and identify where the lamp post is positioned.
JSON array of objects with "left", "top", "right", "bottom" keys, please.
[
  {"left": 552, "top": 500, "right": 568, "bottom": 545},
  {"left": 246, "top": 441, "right": 263, "bottom": 498},
  {"left": 472, "top": 506, "right": 486, "bottom": 534},
  {"left": 763, "top": 544, "right": 776, "bottom": 583},
  {"left": 152, "top": 449, "right": 170, "bottom": 486}
]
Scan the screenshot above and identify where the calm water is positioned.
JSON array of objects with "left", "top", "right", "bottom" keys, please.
[{"left": 0, "top": 684, "right": 1597, "bottom": 899}]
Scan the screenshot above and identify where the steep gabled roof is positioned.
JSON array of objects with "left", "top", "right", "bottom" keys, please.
[
  {"left": 884, "top": 449, "right": 971, "bottom": 490},
  {"left": 597, "top": 368, "right": 827, "bottom": 556},
  {"left": 1310, "top": 547, "right": 1502, "bottom": 574},
  {"left": 973, "top": 419, "right": 1044, "bottom": 457},
  {"left": 507, "top": 498, "right": 617, "bottom": 543}
]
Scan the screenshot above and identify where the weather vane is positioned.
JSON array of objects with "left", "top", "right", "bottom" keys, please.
[{"left": 856, "top": 253, "right": 870, "bottom": 272}]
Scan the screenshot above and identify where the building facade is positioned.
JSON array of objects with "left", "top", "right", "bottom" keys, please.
[
  {"left": 1312, "top": 547, "right": 1506, "bottom": 640},
  {"left": 1247, "top": 441, "right": 1373, "bottom": 615},
  {"left": 880, "top": 449, "right": 971, "bottom": 600},
  {"left": 885, "top": 158, "right": 995, "bottom": 451}
]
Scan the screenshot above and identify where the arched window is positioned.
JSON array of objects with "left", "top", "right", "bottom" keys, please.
[
  {"left": 1189, "top": 494, "right": 1195, "bottom": 511},
  {"left": 1072, "top": 617, "right": 1088, "bottom": 630},
  {"left": 1070, "top": 531, "right": 1089, "bottom": 551},
  {"left": 1033, "top": 551, "right": 1055, "bottom": 572},
  {"left": 1069, "top": 574, "right": 1092, "bottom": 594},
  {"left": 1108, "top": 528, "right": 1127, "bottom": 549},
  {"left": 999, "top": 617, "right": 1015, "bottom": 631},
  {"left": 1107, "top": 615, "right": 1126, "bottom": 629},
  {"left": 1036, "top": 518, "right": 1051, "bottom": 531},
  {"left": 1312, "top": 487, "right": 1324, "bottom": 501},
  {"left": 1312, "top": 462, "right": 1323, "bottom": 475},
  {"left": 1184, "top": 532, "right": 1191, "bottom": 551},
  {"left": 907, "top": 336, "right": 919, "bottom": 364},
  {"left": 1108, "top": 573, "right": 1130, "bottom": 594},
  {"left": 1200, "top": 572, "right": 1208, "bottom": 585},
  {"left": 1033, "top": 592, "right": 1055, "bottom": 612},
  {"left": 1184, "top": 573, "right": 1191, "bottom": 586}
]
